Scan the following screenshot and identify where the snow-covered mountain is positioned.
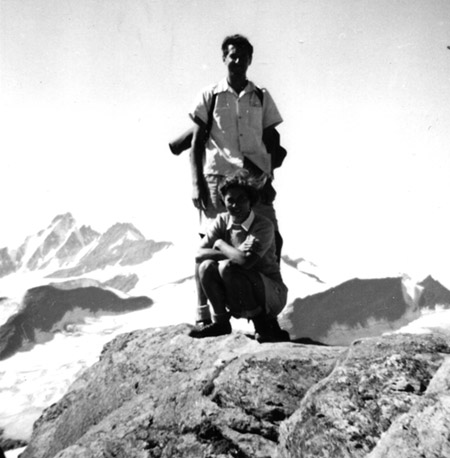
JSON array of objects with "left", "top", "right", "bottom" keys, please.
[
  {"left": 0, "top": 213, "right": 97, "bottom": 275},
  {"left": 0, "top": 213, "right": 171, "bottom": 279},
  {"left": 0, "top": 214, "right": 179, "bottom": 362}
]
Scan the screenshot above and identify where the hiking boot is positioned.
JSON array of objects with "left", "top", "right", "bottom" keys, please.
[
  {"left": 195, "top": 319, "right": 212, "bottom": 328},
  {"left": 189, "top": 320, "right": 232, "bottom": 338},
  {"left": 269, "top": 318, "right": 290, "bottom": 342},
  {"left": 252, "top": 314, "right": 275, "bottom": 343},
  {"left": 252, "top": 315, "right": 290, "bottom": 343}
]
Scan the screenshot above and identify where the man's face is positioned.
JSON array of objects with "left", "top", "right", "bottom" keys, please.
[
  {"left": 223, "top": 45, "right": 252, "bottom": 77},
  {"left": 224, "top": 187, "right": 251, "bottom": 223}
]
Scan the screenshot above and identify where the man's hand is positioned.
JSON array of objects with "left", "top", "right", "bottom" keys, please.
[{"left": 192, "top": 178, "right": 208, "bottom": 211}]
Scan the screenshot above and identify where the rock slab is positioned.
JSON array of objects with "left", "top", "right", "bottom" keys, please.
[{"left": 20, "top": 325, "right": 450, "bottom": 458}]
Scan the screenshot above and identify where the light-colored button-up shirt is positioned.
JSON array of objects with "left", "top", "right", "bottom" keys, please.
[{"left": 190, "top": 78, "right": 283, "bottom": 176}]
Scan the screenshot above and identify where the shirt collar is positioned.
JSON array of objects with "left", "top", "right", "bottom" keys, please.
[
  {"left": 215, "top": 78, "right": 256, "bottom": 96},
  {"left": 227, "top": 210, "right": 255, "bottom": 231}
]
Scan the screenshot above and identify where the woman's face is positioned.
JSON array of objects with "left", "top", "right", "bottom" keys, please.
[{"left": 223, "top": 187, "right": 251, "bottom": 224}]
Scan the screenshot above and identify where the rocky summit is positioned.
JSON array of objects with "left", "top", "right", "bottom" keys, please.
[{"left": 20, "top": 324, "right": 450, "bottom": 458}]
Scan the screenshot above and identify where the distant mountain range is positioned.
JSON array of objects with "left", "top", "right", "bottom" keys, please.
[
  {"left": 0, "top": 213, "right": 172, "bottom": 279},
  {"left": 1, "top": 212, "right": 450, "bottom": 360},
  {"left": 0, "top": 213, "right": 175, "bottom": 360}
]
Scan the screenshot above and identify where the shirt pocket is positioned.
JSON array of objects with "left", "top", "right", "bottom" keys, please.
[
  {"left": 247, "top": 105, "right": 263, "bottom": 131},
  {"left": 214, "top": 105, "right": 234, "bottom": 131}
]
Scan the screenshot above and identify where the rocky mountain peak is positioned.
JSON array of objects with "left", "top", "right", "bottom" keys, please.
[
  {"left": 418, "top": 275, "right": 450, "bottom": 308},
  {"left": 100, "top": 222, "right": 145, "bottom": 244},
  {"left": 17, "top": 213, "right": 82, "bottom": 271},
  {"left": 0, "top": 215, "right": 169, "bottom": 279},
  {"left": 47, "top": 219, "right": 171, "bottom": 278},
  {"left": 420, "top": 275, "right": 439, "bottom": 287},
  {"left": 51, "top": 212, "right": 76, "bottom": 228},
  {"left": 79, "top": 225, "right": 100, "bottom": 244}
]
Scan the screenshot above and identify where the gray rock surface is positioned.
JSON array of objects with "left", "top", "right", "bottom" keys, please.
[
  {"left": 278, "top": 332, "right": 450, "bottom": 457},
  {"left": 21, "top": 325, "right": 342, "bottom": 458},
  {"left": 19, "top": 325, "right": 450, "bottom": 458},
  {"left": 366, "top": 356, "right": 450, "bottom": 458}
]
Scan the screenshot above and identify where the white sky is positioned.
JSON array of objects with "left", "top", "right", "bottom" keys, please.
[{"left": 1, "top": 0, "right": 450, "bottom": 281}]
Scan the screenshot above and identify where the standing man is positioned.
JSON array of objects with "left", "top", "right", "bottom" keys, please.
[{"left": 189, "top": 34, "right": 286, "bottom": 339}]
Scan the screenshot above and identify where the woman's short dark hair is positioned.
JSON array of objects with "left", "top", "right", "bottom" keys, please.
[
  {"left": 221, "top": 34, "right": 254, "bottom": 59},
  {"left": 219, "top": 169, "right": 260, "bottom": 206}
]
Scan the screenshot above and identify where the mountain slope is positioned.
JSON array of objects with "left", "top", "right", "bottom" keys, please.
[
  {"left": 281, "top": 275, "right": 450, "bottom": 345},
  {"left": 0, "top": 285, "right": 153, "bottom": 361}
]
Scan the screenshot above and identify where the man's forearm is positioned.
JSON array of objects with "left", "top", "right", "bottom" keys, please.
[
  {"left": 190, "top": 144, "right": 204, "bottom": 187},
  {"left": 190, "top": 123, "right": 207, "bottom": 186},
  {"left": 190, "top": 122, "right": 208, "bottom": 209}
]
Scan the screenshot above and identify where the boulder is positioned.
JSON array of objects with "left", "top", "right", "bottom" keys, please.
[
  {"left": 366, "top": 356, "right": 450, "bottom": 458},
  {"left": 19, "top": 325, "right": 450, "bottom": 458},
  {"left": 21, "top": 324, "right": 343, "bottom": 458},
  {"left": 278, "top": 333, "right": 450, "bottom": 457}
]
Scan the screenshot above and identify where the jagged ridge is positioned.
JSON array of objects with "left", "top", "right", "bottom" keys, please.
[{"left": 0, "top": 213, "right": 172, "bottom": 279}]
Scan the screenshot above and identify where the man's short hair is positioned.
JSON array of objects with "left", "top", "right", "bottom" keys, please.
[
  {"left": 221, "top": 34, "right": 254, "bottom": 59},
  {"left": 219, "top": 169, "right": 259, "bottom": 206}
]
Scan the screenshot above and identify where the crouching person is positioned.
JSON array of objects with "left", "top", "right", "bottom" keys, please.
[{"left": 189, "top": 170, "right": 289, "bottom": 342}]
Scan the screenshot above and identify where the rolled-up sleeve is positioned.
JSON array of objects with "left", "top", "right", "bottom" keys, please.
[
  {"left": 189, "top": 86, "right": 214, "bottom": 125},
  {"left": 202, "top": 214, "right": 228, "bottom": 248},
  {"left": 262, "top": 89, "right": 283, "bottom": 129}
]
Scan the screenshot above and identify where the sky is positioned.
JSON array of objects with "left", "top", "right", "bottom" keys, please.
[{"left": 1, "top": 0, "right": 450, "bottom": 282}]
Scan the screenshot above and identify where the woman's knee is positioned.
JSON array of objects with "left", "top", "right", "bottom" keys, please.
[
  {"left": 218, "top": 259, "right": 239, "bottom": 281},
  {"left": 198, "top": 259, "right": 219, "bottom": 280}
]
